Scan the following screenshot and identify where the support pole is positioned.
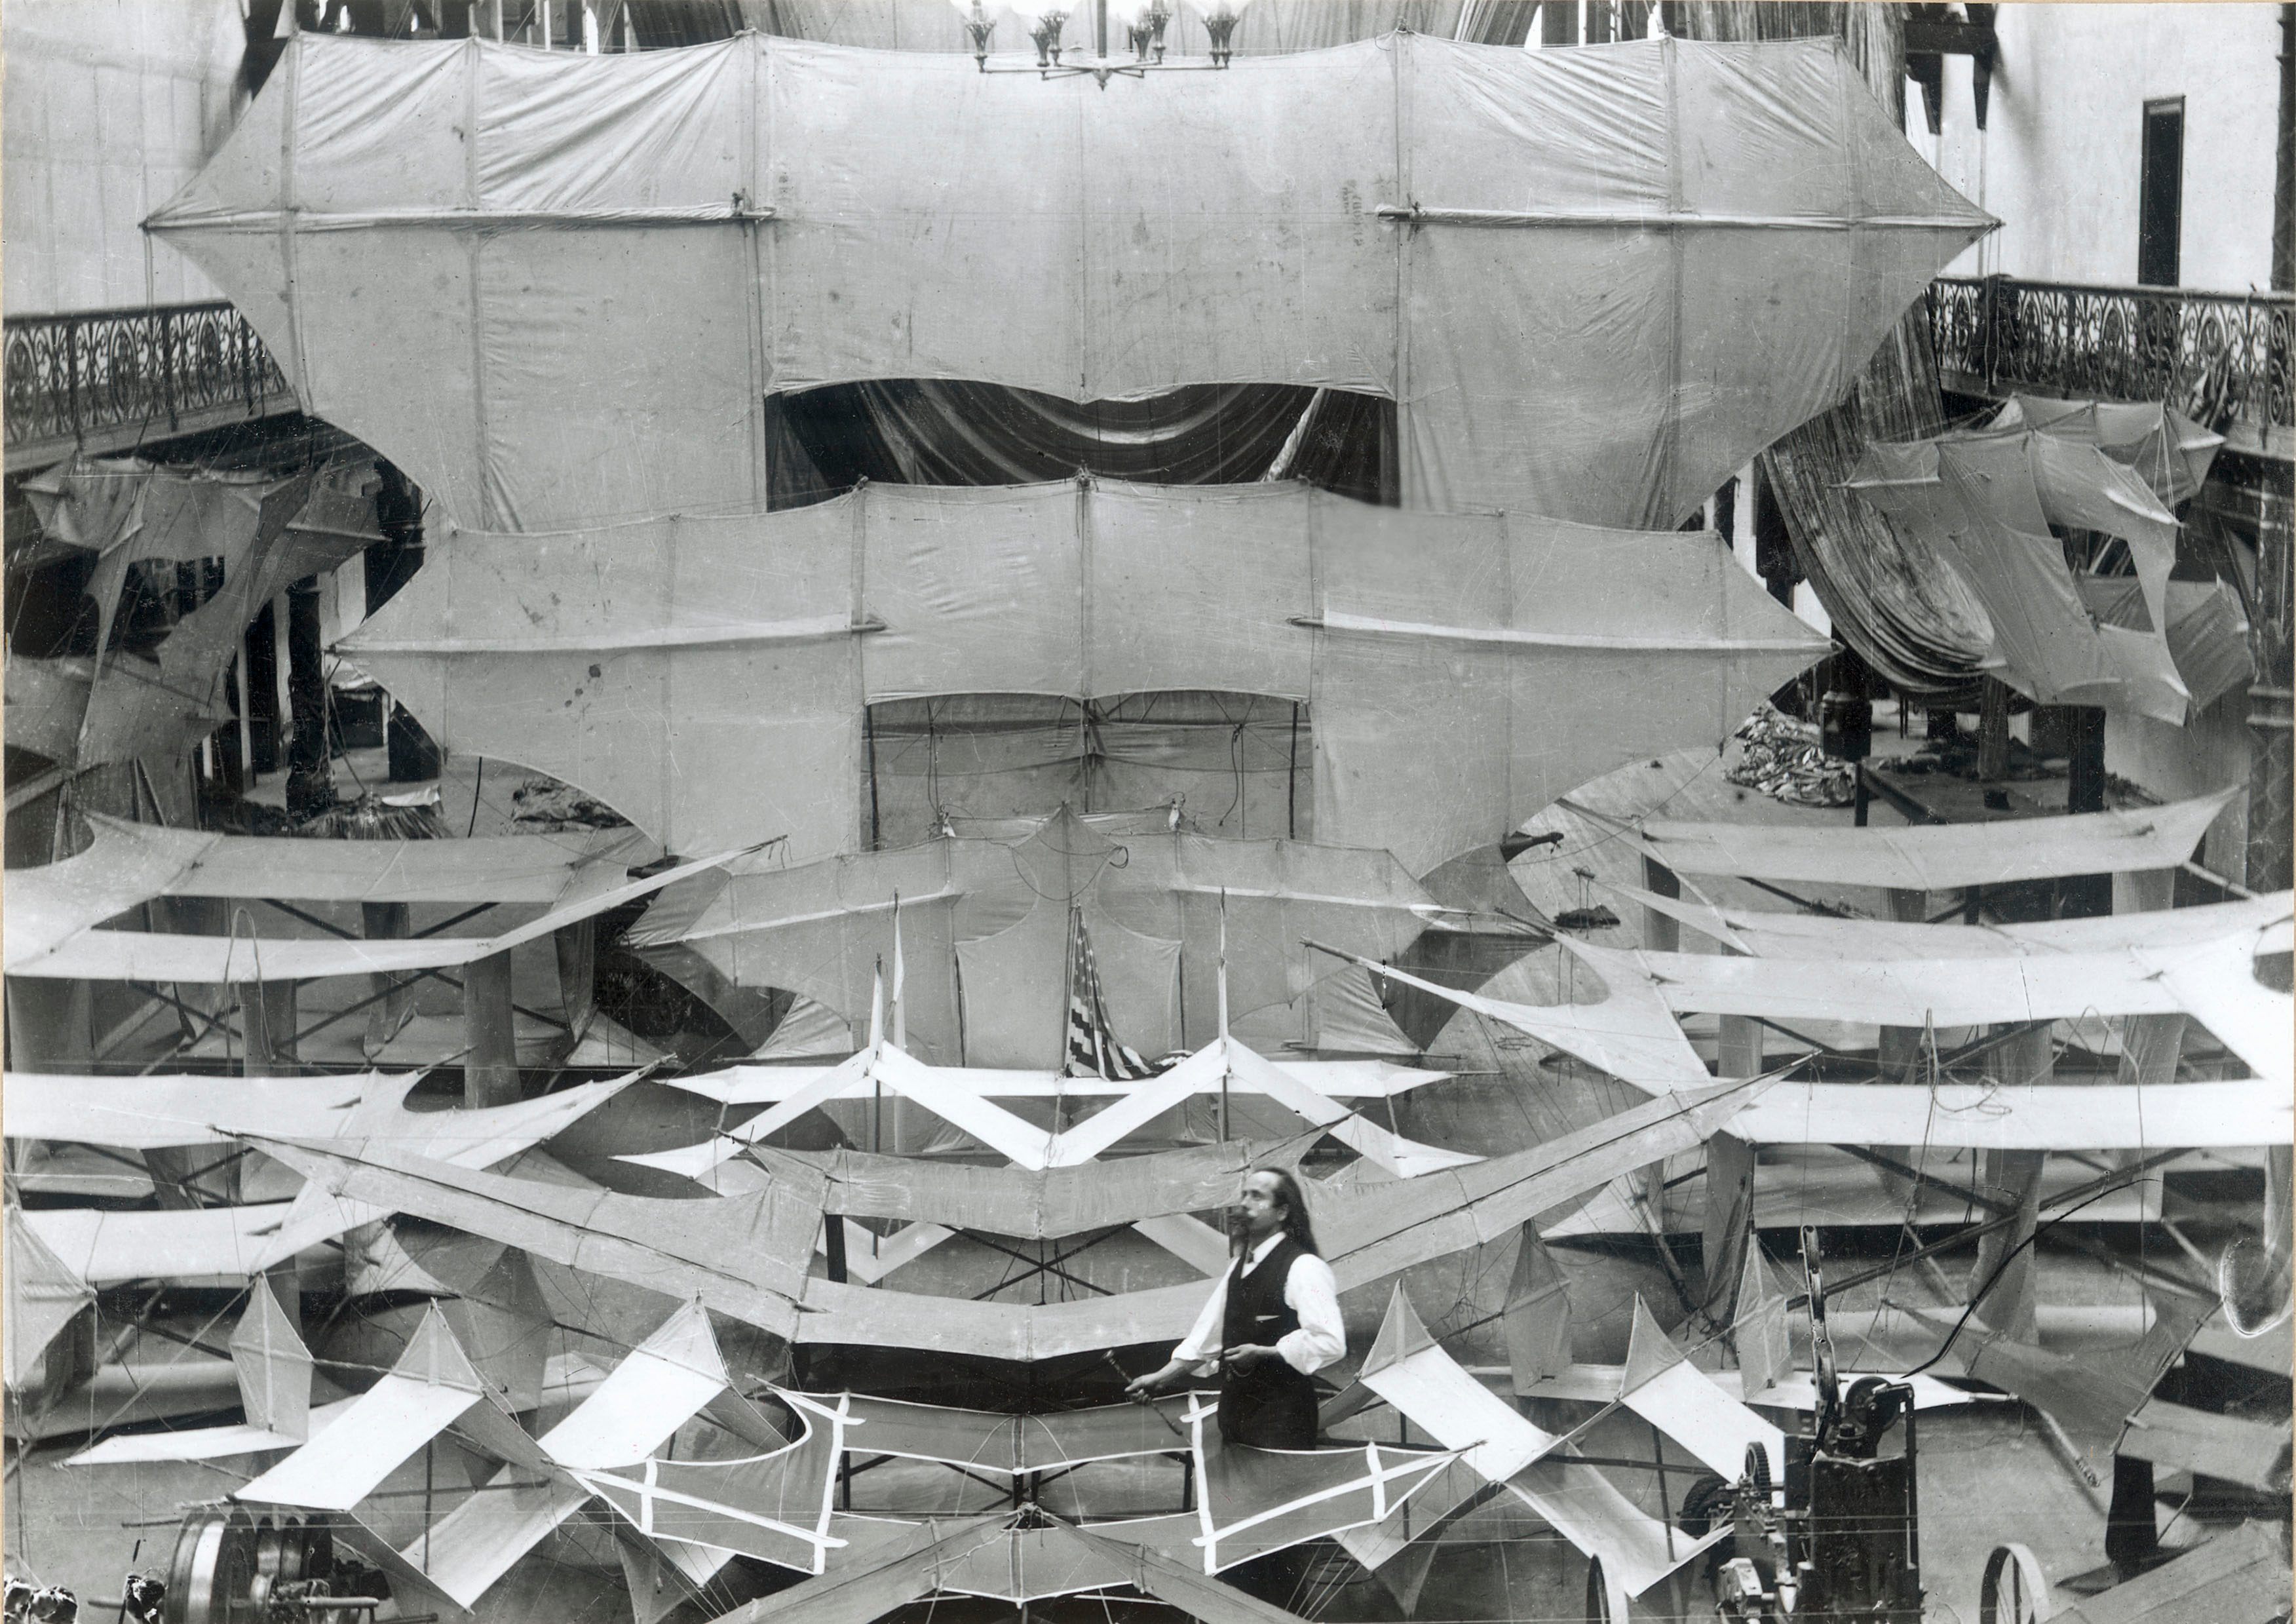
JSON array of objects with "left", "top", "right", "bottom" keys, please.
[
  {"left": 236, "top": 980, "right": 298, "bottom": 1076},
  {"left": 2113, "top": 869, "right": 2187, "bottom": 1089},
  {"left": 1701, "top": 1132, "right": 1757, "bottom": 1319},
  {"left": 5, "top": 980, "right": 93, "bottom": 1074},
  {"left": 245, "top": 601, "right": 282, "bottom": 776},
  {"left": 2245, "top": 449, "right": 2293, "bottom": 889},
  {"left": 1872, "top": 887, "right": 1926, "bottom": 1206},
  {"left": 362, "top": 901, "right": 413, "bottom": 1054},
  {"left": 1632, "top": 857, "right": 1684, "bottom": 1243},
  {"left": 1702, "top": 933, "right": 1763, "bottom": 1315},
  {"left": 463, "top": 950, "right": 519, "bottom": 1106},
  {"left": 1966, "top": 1027, "right": 2050, "bottom": 1342},
  {"left": 1639, "top": 857, "right": 1680, "bottom": 954},
  {"left": 218, "top": 656, "right": 247, "bottom": 797},
  {"left": 1976, "top": 677, "right": 2011, "bottom": 800},
  {"left": 368, "top": 465, "right": 442, "bottom": 783},
  {"left": 284, "top": 576, "right": 332, "bottom": 821},
  {"left": 2065, "top": 705, "right": 2109, "bottom": 815},
  {"left": 2104, "top": 1454, "right": 2160, "bottom": 1575},
  {"left": 2052, "top": 705, "right": 2117, "bottom": 918}
]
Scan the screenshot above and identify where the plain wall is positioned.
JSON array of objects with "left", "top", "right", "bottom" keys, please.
[
  {"left": 1916, "top": 3, "right": 2282, "bottom": 292},
  {"left": 3, "top": 0, "right": 245, "bottom": 314}
]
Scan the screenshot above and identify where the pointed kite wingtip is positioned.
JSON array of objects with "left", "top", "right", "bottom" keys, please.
[
  {"left": 1621, "top": 1294, "right": 1685, "bottom": 1393},
  {"left": 394, "top": 1300, "right": 488, "bottom": 1393},
  {"left": 1735, "top": 1242, "right": 1775, "bottom": 1316},
  {"left": 1363, "top": 1283, "right": 1436, "bottom": 1377}
]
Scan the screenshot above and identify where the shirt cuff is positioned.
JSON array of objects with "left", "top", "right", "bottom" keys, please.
[{"left": 1273, "top": 1329, "right": 1323, "bottom": 1376}]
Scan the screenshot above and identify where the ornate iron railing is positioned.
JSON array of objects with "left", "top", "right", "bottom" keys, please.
[
  {"left": 1928, "top": 275, "right": 2293, "bottom": 454},
  {"left": 3, "top": 301, "right": 294, "bottom": 459}
]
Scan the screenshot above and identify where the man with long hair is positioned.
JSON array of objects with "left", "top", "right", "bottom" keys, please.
[{"left": 1125, "top": 1167, "right": 1343, "bottom": 1448}]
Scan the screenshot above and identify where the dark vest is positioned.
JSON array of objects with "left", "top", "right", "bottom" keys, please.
[{"left": 1217, "top": 1233, "right": 1319, "bottom": 1448}]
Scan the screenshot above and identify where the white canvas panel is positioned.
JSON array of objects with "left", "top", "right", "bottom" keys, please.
[
  {"left": 1619, "top": 886, "right": 2291, "bottom": 962},
  {"left": 66, "top": 1399, "right": 359, "bottom": 1467},
  {"left": 23, "top": 1203, "right": 290, "bottom": 1284},
  {"left": 150, "top": 33, "right": 1986, "bottom": 533},
  {"left": 1607, "top": 786, "right": 2238, "bottom": 889},
  {"left": 237, "top": 1372, "right": 478, "bottom": 1511},
  {"left": 1729, "top": 1079, "right": 2291, "bottom": 1151},
  {"left": 2, "top": 1072, "right": 375, "bottom": 1149}
]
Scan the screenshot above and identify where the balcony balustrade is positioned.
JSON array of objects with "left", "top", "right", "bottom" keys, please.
[
  {"left": 3, "top": 301, "right": 296, "bottom": 472},
  {"left": 1928, "top": 274, "right": 2293, "bottom": 461}
]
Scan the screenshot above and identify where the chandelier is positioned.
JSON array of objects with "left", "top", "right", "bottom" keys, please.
[{"left": 950, "top": 0, "right": 1254, "bottom": 82}]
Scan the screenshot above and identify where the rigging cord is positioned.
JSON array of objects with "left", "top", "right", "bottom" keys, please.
[
  {"left": 1526, "top": 747, "right": 1730, "bottom": 870},
  {"left": 1900, "top": 1179, "right": 2149, "bottom": 1380},
  {"left": 1844, "top": 1015, "right": 1949, "bottom": 1367}
]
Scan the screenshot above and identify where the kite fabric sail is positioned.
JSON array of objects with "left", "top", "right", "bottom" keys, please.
[
  {"left": 5, "top": 845, "right": 749, "bottom": 980},
  {"left": 575, "top": 1386, "right": 1458, "bottom": 1579},
  {"left": 1354, "top": 1285, "right": 1727, "bottom": 1597},
  {"left": 338, "top": 480, "right": 1825, "bottom": 873},
  {"left": 1326, "top": 889, "right": 2292, "bottom": 1096},
  {"left": 1577, "top": 784, "right": 2238, "bottom": 890},
  {"left": 1611, "top": 883, "right": 2291, "bottom": 962},
  {"left": 1726, "top": 1079, "right": 2291, "bottom": 1151},
  {"left": 1556, "top": 929, "right": 2293, "bottom": 1090},
  {"left": 1847, "top": 408, "right": 2223, "bottom": 725},
  {"left": 7, "top": 458, "right": 378, "bottom": 769},
  {"left": 1, "top": 814, "right": 648, "bottom": 971},
  {"left": 628, "top": 804, "right": 1486, "bottom": 1064},
  {"left": 233, "top": 1076, "right": 1759, "bottom": 1361},
  {"left": 1, "top": 1070, "right": 407, "bottom": 1149},
  {"left": 67, "top": 1287, "right": 320, "bottom": 1465},
  {"left": 402, "top": 1300, "right": 761, "bottom": 1606},
  {"left": 16, "top": 1073, "right": 636, "bottom": 1296},
  {"left": 19, "top": 1203, "right": 292, "bottom": 1285},
  {"left": 145, "top": 33, "right": 1987, "bottom": 535},
  {"left": 235, "top": 1305, "right": 543, "bottom": 1513},
  {"left": 1452, "top": 928, "right": 2284, "bottom": 1095},
  {"left": 4, "top": 1215, "right": 96, "bottom": 1395},
  {"left": 627, "top": 1035, "right": 1472, "bottom": 1182}
]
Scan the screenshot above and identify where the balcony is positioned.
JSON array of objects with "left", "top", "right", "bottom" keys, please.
[
  {"left": 1928, "top": 275, "right": 2293, "bottom": 462},
  {"left": 3, "top": 301, "right": 297, "bottom": 473}
]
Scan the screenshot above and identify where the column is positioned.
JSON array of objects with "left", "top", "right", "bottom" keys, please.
[
  {"left": 362, "top": 901, "right": 413, "bottom": 1053},
  {"left": 2113, "top": 869, "right": 2187, "bottom": 1089},
  {"left": 245, "top": 602, "right": 282, "bottom": 775},
  {"left": 1966, "top": 1026, "right": 2050, "bottom": 1342},
  {"left": 236, "top": 980, "right": 299, "bottom": 1076},
  {"left": 1976, "top": 677, "right": 2011, "bottom": 807},
  {"left": 284, "top": 576, "right": 333, "bottom": 821},
  {"left": 2245, "top": 469, "right": 2293, "bottom": 891},
  {"left": 5, "top": 980, "right": 92, "bottom": 1073},
  {"left": 1871, "top": 888, "right": 1926, "bottom": 1205},
  {"left": 1704, "top": 976, "right": 1764, "bottom": 1315},
  {"left": 1639, "top": 857, "right": 1679, "bottom": 954},
  {"left": 463, "top": 950, "right": 520, "bottom": 1106},
  {"left": 556, "top": 918, "right": 597, "bottom": 1035}
]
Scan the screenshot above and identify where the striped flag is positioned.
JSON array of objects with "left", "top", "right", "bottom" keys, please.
[{"left": 1064, "top": 908, "right": 1162, "bottom": 1080}]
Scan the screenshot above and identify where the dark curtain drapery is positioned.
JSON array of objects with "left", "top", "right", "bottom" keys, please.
[
  {"left": 768, "top": 382, "right": 1391, "bottom": 508},
  {"left": 635, "top": 0, "right": 1539, "bottom": 52},
  {"left": 1664, "top": 0, "right": 1991, "bottom": 703},
  {"left": 1759, "top": 318, "right": 1993, "bottom": 704}
]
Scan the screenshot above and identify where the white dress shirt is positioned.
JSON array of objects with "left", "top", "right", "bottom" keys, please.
[{"left": 1171, "top": 1231, "right": 1346, "bottom": 1377}]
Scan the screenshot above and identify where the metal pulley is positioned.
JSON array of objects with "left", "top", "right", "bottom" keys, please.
[{"left": 157, "top": 1511, "right": 345, "bottom": 1624}]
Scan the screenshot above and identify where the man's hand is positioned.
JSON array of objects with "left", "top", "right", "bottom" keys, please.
[
  {"left": 1126, "top": 1359, "right": 1189, "bottom": 1401},
  {"left": 1224, "top": 1344, "right": 1282, "bottom": 1372}
]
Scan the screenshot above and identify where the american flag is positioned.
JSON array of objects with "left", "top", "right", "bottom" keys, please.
[{"left": 1064, "top": 908, "right": 1163, "bottom": 1080}]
